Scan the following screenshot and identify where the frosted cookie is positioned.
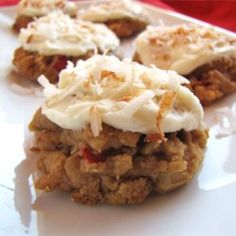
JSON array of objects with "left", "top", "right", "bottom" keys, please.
[
  {"left": 12, "top": 0, "right": 77, "bottom": 32},
  {"left": 29, "top": 54, "right": 208, "bottom": 205},
  {"left": 12, "top": 12, "right": 120, "bottom": 83},
  {"left": 134, "top": 24, "right": 236, "bottom": 105},
  {"left": 78, "top": 0, "right": 149, "bottom": 38}
]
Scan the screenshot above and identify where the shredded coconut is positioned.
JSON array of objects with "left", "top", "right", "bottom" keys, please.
[{"left": 40, "top": 55, "right": 204, "bottom": 136}]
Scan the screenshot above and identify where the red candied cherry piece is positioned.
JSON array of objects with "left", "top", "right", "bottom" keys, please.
[
  {"left": 53, "top": 56, "right": 68, "bottom": 71},
  {"left": 81, "top": 148, "right": 107, "bottom": 163}
]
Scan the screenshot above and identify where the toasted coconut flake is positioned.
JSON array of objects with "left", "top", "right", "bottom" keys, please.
[
  {"left": 119, "top": 90, "right": 155, "bottom": 118},
  {"left": 145, "top": 133, "right": 164, "bottom": 143},
  {"left": 155, "top": 90, "right": 176, "bottom": 143},
  {"left": 38, "top": 74, "right": 51, "bottom": 88},
  {"left": 38, "top": 75, "right": 59, "bottom": 98},
  {"left": 101, "top": 70, "right": 116, "bottom": 79},
  {"left": 90, "top": 106, "right": 102, "bottom": 137}
]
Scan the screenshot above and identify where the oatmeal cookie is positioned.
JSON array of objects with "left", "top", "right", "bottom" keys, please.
[
  {"left": 30, "top": 110, "right": 208, "bottom": 204},
  {"left": 13, "top": 12, "right": 119, "bottom": 83},
  {"left": 29, "top": 55, "right": 207, "bottom": 205}
]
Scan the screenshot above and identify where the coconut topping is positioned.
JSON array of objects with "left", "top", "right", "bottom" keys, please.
[
  {"left": 19, "top": 11, "right": 120, "bottom": 56},
  {"left": 39, "top": 55, "right": 204, "bottom": 137},
  {"left": 78, "top": 0, "right": 149, "bottom": 23},
  {"left": 135, "top": 24, "right": 236, "bottom": 75},
  {"left": 17, "top": 0, "right": 76, "bottom": 17}
]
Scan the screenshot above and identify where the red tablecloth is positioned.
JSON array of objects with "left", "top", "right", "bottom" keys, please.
[
  {"left": 0, "top": 0, "right": 18, "bottom": 6},
  {"left": 162, "top": 0, "right": 236, "bottom": 32},
  {"left": 1, "top": 0, "right": 236, "bottom": 32}
]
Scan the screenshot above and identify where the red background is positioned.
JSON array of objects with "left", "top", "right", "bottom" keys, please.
[{"left": 1, "top": 0, "right": 236, "bottom": 32}]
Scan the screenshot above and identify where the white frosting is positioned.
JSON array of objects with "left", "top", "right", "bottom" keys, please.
[
  {"left": 39, "top": 55, "right": 204, "bottom": 136},
  {"left": 135, "top": 24, "right": 236, "bottom": 75},
  {"left": 78, "top": 0, "right": 149, "bottom": 23},
  {"left": 18, "top": 0, "right": 76, "bottom": 17},
  {"left": 19, "top": 12, "right": 120, "bottom": 56}
]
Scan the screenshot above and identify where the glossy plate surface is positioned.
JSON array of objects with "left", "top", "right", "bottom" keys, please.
[{"left": 0, "top": 1, "right": 236, "bottom": 236}]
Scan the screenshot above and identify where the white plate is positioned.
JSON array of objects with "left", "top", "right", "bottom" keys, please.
[{"left": 0, "top": 1, "right": 236, "bottom": 236}]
